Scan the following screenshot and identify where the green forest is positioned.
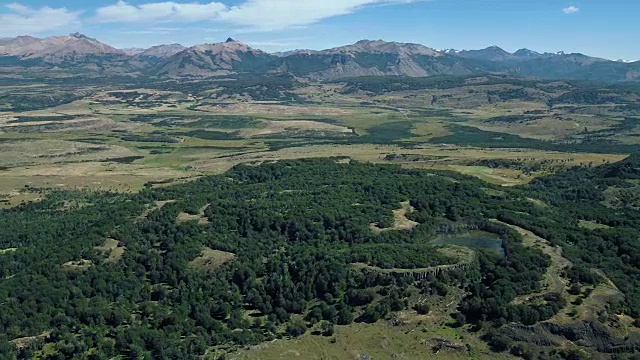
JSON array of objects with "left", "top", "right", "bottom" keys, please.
[{"left": 1, "top": 158, "right": 639, "bottom": 359}]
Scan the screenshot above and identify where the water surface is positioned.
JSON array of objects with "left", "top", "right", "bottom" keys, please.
[{"left": 430, "top": 231, "right": 505, "bottom": 256}]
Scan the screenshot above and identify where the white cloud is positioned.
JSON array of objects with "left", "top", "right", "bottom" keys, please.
[
  {"left": 219, "top": 0, "right": 416, "bottom": 31},
  {"left": 95, "top": 1, "right": 227, "bottom": 23},
  {"left": 0, "top": 3, "right": 81, "bottom": 36},
  {"left": 563, "top": 6, "right": 579, "bottom": 14},
  {"left": 94, "top": 0, "right": 416, "bottom": 31}
]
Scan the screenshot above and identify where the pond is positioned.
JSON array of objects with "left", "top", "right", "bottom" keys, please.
[{"left": 430, "top": 231, "right": 505, "bottom": 256}]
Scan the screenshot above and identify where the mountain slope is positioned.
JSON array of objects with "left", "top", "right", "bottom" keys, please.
[
  {"left": 0, "top": 33, "right": 124, "bottom": 63},
  {"left": 138, "top": 44, "right": 186, "bottom": 59},
  {"left": 0, "top": 36, "right": 41, "bottom": 52},
  {"left": 1, "top": 34, "right": 639, "bottom": 82},
  {"left": 153, "top": 38, "right": 277, "bottom": 77},
  {"left": 279, "top": 40, "right": 496, "bottom": 80},
  {"left": 455, "top": 46, "right": 627, "bottom": 80},
  {"left": 458, "top": 46, "right": 515, "bottom": 62}
]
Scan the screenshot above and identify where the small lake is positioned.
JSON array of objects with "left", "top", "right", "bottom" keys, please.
[{"left": 430, "top": 231, "right": 505, "bottom": 256}]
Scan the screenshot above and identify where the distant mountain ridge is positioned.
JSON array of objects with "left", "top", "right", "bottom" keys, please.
[
  {"left": 0, "top": 33, "right": 124, "bottom": 62},
  {"left": 153, "top": 38, "right": 274, "bottom": 77},
  {"left": 137, "top": 44, "right": 187, "bottom": 59},
  {"left": 1, "top": 33, "right": 638, "bottom": 82}
]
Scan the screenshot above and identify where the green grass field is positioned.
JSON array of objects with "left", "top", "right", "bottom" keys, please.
[
  {"left": 228, "top": 320, "right": 517, "bottom": 360},
  {"left": 1, "top": 79, "right": 635, "bottom": 199}
]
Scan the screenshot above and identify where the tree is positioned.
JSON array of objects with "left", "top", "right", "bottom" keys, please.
[
  {"left": 286, "top": 318, "right": 307, "bottom": 337},
  {"left": 452, "top": 312, "right": 466, "bottom": 328},
  {"left": 321, "top": 321, "right": 334, "bottom": 336},
  {"left": 413, "top": 303, "right": 430, "bottom": 315},
  {"left": 569, "top": 283, "right": 582, "bottom": 296}
]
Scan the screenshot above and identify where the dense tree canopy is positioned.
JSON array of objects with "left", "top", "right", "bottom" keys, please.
[{"left": 0, "top": 157, "right": 638, "bottom": 358}]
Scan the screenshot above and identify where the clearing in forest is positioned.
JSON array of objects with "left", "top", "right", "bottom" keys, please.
[
  {"left": 10, "top": 332, "right": 51, "bottom": 350},
  {"left": 94, "top": 238, "right": 126, "bottom": 263},
  {"left": 177, "top": 204, "right": 210, "bottom": 225},
  {"left": 137, "top": 200, "right": 176, "bottom": 220},
  {"left": 228, "top": 311, "right": 515, "bottom": 360},
  {"left": 62, "top": 259, "right": 93, "bottom": 271},
  {"left": 370, "top": 201, "right": 419, "bottom": 232},
  {"left": 188, "top": 247, "right": 236, "bottom": 272},
  {"left": 578, "top": 220, "right": 611, "bottom": 230}
]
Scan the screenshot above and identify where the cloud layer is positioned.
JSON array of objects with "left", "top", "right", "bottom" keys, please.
[
  {"left": 563, "top": 6, "right": 580, "bottom": 14},
  {"left": 0, "top": 1, "right": 416, "bottom": 36},
  {"left": 219, "top": 0, "right": 416, "bottom": 31},
  {"left": 95, "top": 1, "right": 227, "bottom": 23},
  {"left": 0, "top": 3, "right": 81, "bottom": 36},
  {"left": 93, "top": 0, "right": 415, "bottom": 31}
]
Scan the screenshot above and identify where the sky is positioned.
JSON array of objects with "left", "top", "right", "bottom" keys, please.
[{"left": 1, "top": 0, "right": 639, "bottom": 61}]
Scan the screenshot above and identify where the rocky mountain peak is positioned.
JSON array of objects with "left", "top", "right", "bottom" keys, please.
[
  {"left": 70, "top": 32, "right": 90, "bottom": 39},
  {"left": 514, "top": 48, "right": 541, "bottom": 57}
]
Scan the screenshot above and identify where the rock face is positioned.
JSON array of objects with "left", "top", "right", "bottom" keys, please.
[{"left": 504, "top": 320, "right": 640, "bottom": 354}]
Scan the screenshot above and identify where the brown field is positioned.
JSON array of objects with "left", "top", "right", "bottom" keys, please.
[
  {"left": 197, "top": 103, "right": 355, "bottom": 116},
  {"left": 0, "top": 140, "right": 138, "bottom": 168},
  {"left": 0, "top": 138, "right": 627, "bottom": 203}
]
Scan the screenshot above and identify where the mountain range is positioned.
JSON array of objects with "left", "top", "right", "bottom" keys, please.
[{"left": 1, "top": 33, "right": 639, "bottom": 82}]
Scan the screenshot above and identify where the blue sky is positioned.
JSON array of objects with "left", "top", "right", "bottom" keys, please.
[{"left": 1, "top": 0, "right": 639, "bottom": 61}]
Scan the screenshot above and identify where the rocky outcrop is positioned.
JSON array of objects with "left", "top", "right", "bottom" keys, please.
[{"left": 505, "top": 320, "right": 640, "bottom": 354}]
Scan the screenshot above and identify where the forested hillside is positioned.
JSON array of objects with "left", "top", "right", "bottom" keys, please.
[{"left": 0, "top": 158, "right": 639, "bottom": 358}]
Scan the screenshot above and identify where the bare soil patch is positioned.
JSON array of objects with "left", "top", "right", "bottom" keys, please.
[{"left": 371, "top": 201, "right": 419, "bottom": 232}]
